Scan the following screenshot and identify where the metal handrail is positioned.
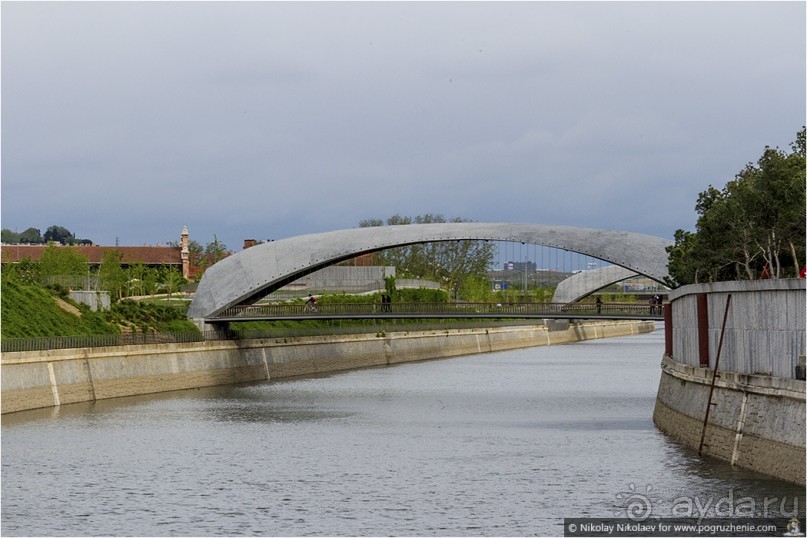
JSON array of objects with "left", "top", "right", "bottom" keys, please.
[
  {"left": 215, "top": 301, "right": 664, "bottom": 320},
  {"left": 1, "top": 302, "right": 662, "bottom": 353}
]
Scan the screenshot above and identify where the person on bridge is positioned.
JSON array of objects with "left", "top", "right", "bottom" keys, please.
[
  {"left": 595, "top": 296, "right": 602, "bottom": 314},
  {"left": 305, "top": 294, "right": 317, "bottom": 312}
]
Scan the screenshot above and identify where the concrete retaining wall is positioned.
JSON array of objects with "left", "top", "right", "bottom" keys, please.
[
  {"left": 2, "top": 320, "right": 655, "bottom": 415},
  {"left": 655, "top": 280, "right": 806, "bottom": 485},
  {"left": 68, "top": 290, "right": 111, "bottom": 312},
  {"left": 667, "top": 279, "right": 805, "bottom": 378},
  {"left": 654, "top": 356, "right": 805, "bottom": 485}
]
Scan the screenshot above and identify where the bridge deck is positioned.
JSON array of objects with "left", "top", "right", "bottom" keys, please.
[{"left": 210, "top": 302, "right": 665, "bottom": 322}]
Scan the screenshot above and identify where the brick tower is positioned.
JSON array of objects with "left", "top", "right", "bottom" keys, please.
[{"left": 181, "top": 225, "right": 190, "bottom": 279}]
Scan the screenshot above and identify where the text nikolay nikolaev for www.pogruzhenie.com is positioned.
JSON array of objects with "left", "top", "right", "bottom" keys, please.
[{"left": 564, "top": 518, "right": 798, "bottom": 537}]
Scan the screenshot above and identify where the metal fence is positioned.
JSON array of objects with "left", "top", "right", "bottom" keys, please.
[
  {"left": 215, "top": 301, "right": 663, "bottom": 320},
  {"left": 259, "top": 278, "right": 441, "bottom": 301},
  {"left": 41, "top": 275, "right": 101, "bottom": 291},
  {"left": 1, "top": 301, "right": 662, "bottom": 354},
  {"left": 1, "top": 331, "right": 206, "bottom": 353},
  {"left": 2, "top": 319, "right": 569, "bottom": 354}
]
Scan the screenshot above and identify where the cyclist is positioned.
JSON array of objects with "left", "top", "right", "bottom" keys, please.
[{"left": 305, "top": 294, "right": 317, "bottom": 312}]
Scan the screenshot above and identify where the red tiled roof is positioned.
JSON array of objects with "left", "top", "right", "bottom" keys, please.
[{"left": 1, "top": 245, "right": 182, "bottom": 265}]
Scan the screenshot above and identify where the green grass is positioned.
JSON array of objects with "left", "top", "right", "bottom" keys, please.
[
  {"left": 1, "top": 279, "right": 118, "bottom": 338},
  {"left": 1, "top": 281, "right": 199, "bottom": 338},
  {"left": 106, "top": 300, "right": 198, "bottom": 334}
]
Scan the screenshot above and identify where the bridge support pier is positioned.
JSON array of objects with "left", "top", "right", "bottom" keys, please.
[
  {"left": 544, "top": 319, "right": 570, "bottom": 332},
  {"left": 193, "top": 318, "right": 230, "bottom": 338}
]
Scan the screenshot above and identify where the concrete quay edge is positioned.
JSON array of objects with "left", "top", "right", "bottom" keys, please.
[
  {"left": 660, "top": 355, "right": 806, "bottom": 401},
  {"left": 654, "top": 355, "right": 805, "bottom": 485},
  {"left": 1, "top": 320, "right": 655, "bottom": 415}
]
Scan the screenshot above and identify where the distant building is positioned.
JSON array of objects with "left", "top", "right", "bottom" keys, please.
[
  {"left": 505, "top": 260, "right": 537, "bottom": 272},
  {"left": 620, "top": 275, "right": 665, "bottom": 292},
  {"left": 2, "top": 226, "right": 196, "bottom": 280}
]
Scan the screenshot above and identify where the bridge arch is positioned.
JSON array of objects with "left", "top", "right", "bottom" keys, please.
[
  {"left": 187, "top": 222, "right": 672, "bottom": 320},
  {"left": 551, "top": 265, "right": 639, "bottom": 303}
]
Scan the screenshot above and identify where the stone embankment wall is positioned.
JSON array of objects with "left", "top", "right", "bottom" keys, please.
[
  {"left": 2, "top": 320, "right": 654, "bottom": 415},
  {"left": 654, "top": 279, "right": 806, "bottom": 485}
]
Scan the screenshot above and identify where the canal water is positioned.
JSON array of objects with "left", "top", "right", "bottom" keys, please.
[{"left": 2, "top": 328, "right": 803, "bottom": 536}]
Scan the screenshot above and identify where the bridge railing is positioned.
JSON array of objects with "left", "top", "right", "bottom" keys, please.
[
  {"left": 215, "top": 301, "right": 663, "bottom": 319},
  {"left": 1, "top": 303, "right": 661, "bottom": 353}
]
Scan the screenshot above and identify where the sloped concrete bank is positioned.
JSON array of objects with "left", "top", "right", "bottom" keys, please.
[{"left": 2, "top": 320, "right": 655, "bottom": 415}]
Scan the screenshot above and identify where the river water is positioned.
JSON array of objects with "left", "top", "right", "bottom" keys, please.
[{"left": 2, "top": 328, "right": 803, "bottom": 536}]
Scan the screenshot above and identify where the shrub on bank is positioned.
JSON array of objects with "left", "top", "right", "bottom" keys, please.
[{"left": 107, "top": 300, "right": 198, "bottom": 334}]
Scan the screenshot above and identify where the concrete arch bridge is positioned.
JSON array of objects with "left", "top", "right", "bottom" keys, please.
[{"left": 187, "top": 223, "right": 672, "bottom": 325}]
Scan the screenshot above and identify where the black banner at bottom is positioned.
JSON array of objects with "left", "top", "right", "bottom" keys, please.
[{"left": 564, "top": 517, "right": 802, "bottom": 537}]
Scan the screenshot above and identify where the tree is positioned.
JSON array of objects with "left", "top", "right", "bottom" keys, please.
[
  {"left": 384, "top": 276, "right": 397, "bottom": 300},
  {"left": 43, "top": 225, "right": 75, "bottom": 245},
  {"left": 187, "top": 239, "right": 204, "bottom": 268},
  {"left": 39, "top": 245, "right": 88, "bottom": 276},
  {"left": 195, "top": 236, "right": 230, "bottom": 273},
  {"left": 157, "top": 265, "right": 187, "bottom": 299},
  {"left": 3, "top": 226, "right": 89, "bottom": 245},
  {"left": 1, "top": 229, "right": 18, "bottom": 244},
  {"left": 359, "top": 214, "right": 495, "bottom": 300},
  {"left": 667, "top": 127, "right": 806, "bottom": 286},
  {"left": 19, "top": 227, "right": 42, "bottom": 244},
  {"left": 125, "top": 262, "right": 147, "bottom": 297},
  {"left": 99, "top": 250, "right": 127, "bottom": 300},
  {"left": 460, "top": 273, "right": 493, "bottom": 302},
  {"left": 125, "top": 262, "right": 161, "bottom": 297}
]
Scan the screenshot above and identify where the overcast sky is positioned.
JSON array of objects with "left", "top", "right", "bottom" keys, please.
[{"left": 2, "top": 1, "right": 805, "bottom": 251}]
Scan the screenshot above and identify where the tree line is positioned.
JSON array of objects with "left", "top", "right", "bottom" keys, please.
[
  {"left": 2, "top": 246, "right": 188, "bottom": 300},
  {"left": 1, "top": 225, "right": 92, "bottom": 245},
  {"left": 666, "top": 127, "right": 806, "bottom": 286},
  {"left": 2, "top": 234, "right": 233, "bottom": 301}
]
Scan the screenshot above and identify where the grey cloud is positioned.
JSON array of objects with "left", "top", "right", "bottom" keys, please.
[{"left": 2, "top": 1, "right": 804, "bottom": 250}]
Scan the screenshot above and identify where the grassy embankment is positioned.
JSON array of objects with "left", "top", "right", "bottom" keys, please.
[
  {"left": 5, "top": 283, "right": 635, "bottom": 339},
  {"left": 0, "top": 282, "right": 451, "bottom": 339},
  {"left": 1, "top": 279, "right": 198, "bottom": 339}
]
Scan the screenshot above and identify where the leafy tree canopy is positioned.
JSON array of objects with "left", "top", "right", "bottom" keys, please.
[
  {"left": 39, "top": 245, "right": 89, "bottom": 276},
  {"left": 2, "top": 227, "right": 43, "bottom": 244},
  {"left": 19, "top": 227, "right": 43, "bottom": 243},
  {"left": 666, "top": 127, "right": 806, "bottom": 286},
  {"left": 99, "top": 249, "right": 127, "bottom": 299},
  {"left": 3, "top": 225, "right": 91, "bottom": 245},
  {"left": 43, "top": 225, "right": 75, "bottom": 244}
]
